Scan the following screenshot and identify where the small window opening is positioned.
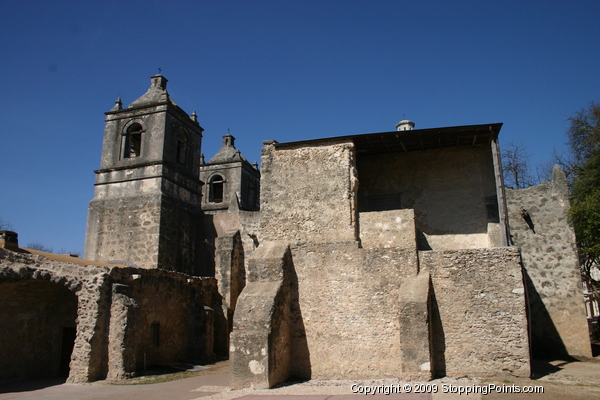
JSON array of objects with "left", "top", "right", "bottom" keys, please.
[
  {"left": 210, "top": 175, "right": 224, "bottom": 203},
  {"left": 177, "top": 131, "right": 187, "bottom": 165},
  {"left": 150, "top": 322, "right": 160, "bottom": 348},
  {"left": 124, "top": 123, "right": 143, "bottom": 158}
]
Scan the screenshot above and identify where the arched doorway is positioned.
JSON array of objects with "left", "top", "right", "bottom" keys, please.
[{"left": 0, "top": 279, "right": 78, "bottom": 380}]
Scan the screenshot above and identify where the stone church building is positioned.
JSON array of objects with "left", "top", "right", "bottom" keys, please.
[{"left": 0, "top": 75, "right": 591, "bottom": 386}]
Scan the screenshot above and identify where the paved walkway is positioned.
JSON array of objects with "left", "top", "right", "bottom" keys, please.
[{"left": 1, "top": 359, "right": 600, "bottom": 400}]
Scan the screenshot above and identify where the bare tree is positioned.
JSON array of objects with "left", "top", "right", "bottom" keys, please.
[
  {"left": 501, "top": 142, "right": 536, "bottom": 189},
  {"left": 26, "top": 241, "right": 54, "bottom": 252},
  {"left": 0, "top": 217, "right": 14, "bottom": 231}
]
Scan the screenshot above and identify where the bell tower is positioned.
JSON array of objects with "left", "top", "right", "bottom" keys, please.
[{"left": 84, "top": 75, "right": 204, "bottom": 274}]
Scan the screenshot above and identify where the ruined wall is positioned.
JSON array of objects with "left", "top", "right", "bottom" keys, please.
[
  {"left": 506, "top": 166, "right": 591, "bottom": 358},
  {"left": 0, "top": 279, "right": 78, "bottom": 379},
  {"left": 0, "top": 246, "right": 221, "bottom": 383},
  {"left": 420, "top": 247, "right": 530, "bottom": 378},
  {"left": 106, "top": 268, "right": 220, "bottom": 379},
  {"left": 260, "top": 140, "right": 358, "bottom": 243},
  {"left": 359, "top": 209, "right": 416, "bottom": 249},
  {"left": 0, "top": 249, "right": 111, "bottom": 383},
  {"left": 357, "top": 146, "right": 499, "bottom": 250}
]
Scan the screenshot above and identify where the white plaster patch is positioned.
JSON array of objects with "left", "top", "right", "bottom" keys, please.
[
  {"left": 512, "top": 288, "right": 525, "bottom": 294},
  {"left": 249, "top": 360, "right": 265, "bottom": 375},
  {"left": 261, "top": 348, "right": 266, "bottom": 356},
  {"left": 420, "top": 361, "right": 431, "bottom": 371}
]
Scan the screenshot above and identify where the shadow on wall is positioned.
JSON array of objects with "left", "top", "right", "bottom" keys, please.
[
  {"left": 200, "top": 214, "right": 217, "bottom": 277},
  {"left": 523, "top": 269, "right": 575, "bottom": 360},
  {"left": 429, "top": 282, "right": 446, "bottom": 378},
  {"left": 287, "top": 252, "right": 311, "bottom": 381}
]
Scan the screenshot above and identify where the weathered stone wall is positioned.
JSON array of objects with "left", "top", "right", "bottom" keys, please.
[
  {"left": 357, "top": 146, "right": 498, "bottom": 250},
  {"left": 260, "top": 140, "right": 358, "bottom": 243},
  {"left": 230, "top": 242, "right": 294, "bottom": 389},
  {"left": 0, "top": 279, "right": 78, "bottom": 379},
  {"left": 420, "top": 247, "right": 530, "bottom": 378},
  {"left": 85, "top": 193, "right": 202, "bottom": 274},
  {"left": 506, "top": 166, "right": 591, "bottom": 358},
  {"left": 85, "top": 194, "right": 162, "bottom": 268},
  {"left": 0, "top": 247, "right": 221, "bottom": 383},
  {"left": 359, "top": 209, "right": 416, "bottom": 249},
  {"left": 106, "top": 267, "right": 220, "bottom": 379},
  {"left": 0, "top": 249, "right": 111, "bottom": 383},
  {"left": 290, "top": 242, "right": 419, "bottom": 380}
]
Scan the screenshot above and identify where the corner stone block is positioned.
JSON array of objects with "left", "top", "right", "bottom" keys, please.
[
  {"left": 230, "top": 241, "right": 292, "bottom": 389},
  {"left": 398, "top": 271, "right": 431, "bottom": 380}
]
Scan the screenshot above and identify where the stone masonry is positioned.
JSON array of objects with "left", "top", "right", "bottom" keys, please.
[
  {"left": 230, "top": 125, "right": 540, "bottom": 388},
  {"left": 506, "top": 165, "right": 592, "bottom": 358},
  {"left": 0, "top": 237, "right": 222, "bottom": 383}
]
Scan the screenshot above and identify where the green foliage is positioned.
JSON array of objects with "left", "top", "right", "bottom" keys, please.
[{"left": 567, "top": 102, "right": 600, "bottom": 291}]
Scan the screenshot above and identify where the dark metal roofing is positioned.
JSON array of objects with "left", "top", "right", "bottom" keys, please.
[{"left": 274, "top": 123, "right": 503, "bottom": 156}]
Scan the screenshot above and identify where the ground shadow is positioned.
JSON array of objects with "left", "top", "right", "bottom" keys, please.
[
  {"left": 0, "top": 377, "right": 66, "bottom": 394},
  {"left": 529, "top": 359, "right": 570, "bottom": 380}
]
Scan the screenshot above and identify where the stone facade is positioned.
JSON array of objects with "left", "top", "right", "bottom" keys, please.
[
  {"left": 506, "top": 165, "right": 592, "bottom": 358},
  {"left": 4, "top": 75, "right": 591, "bottom": 386},
  {"left": 230, "top": 125, "right": 540, "bottom": 388},
  {"left": 0, "top": 240, "right": 222, "bottom": 383}
]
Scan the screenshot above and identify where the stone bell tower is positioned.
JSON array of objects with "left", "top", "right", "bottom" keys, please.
[{"left": 84, "top": 75, "right": 204, "bottom": 275}]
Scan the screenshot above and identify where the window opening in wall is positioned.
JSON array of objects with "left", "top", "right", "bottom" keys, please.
[
  {"left": 150, "top": 322, "right": 160, "bottom": 348},
  {"left": 176, "top": 131, "right": 187, "bottom": 165},
  {"left": 366, "top": 193, "right": 402, "bottom": 212},
  {"left": 123, "top": 123, "right": 143, "bottom": 158},
  {"left": 210, "top": 175, "right": 224, "bottom": 203}
]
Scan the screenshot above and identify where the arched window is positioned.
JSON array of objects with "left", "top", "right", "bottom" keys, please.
[
  {"left": 176, "top": 131, "right": 187, "bottom": 165},
  {"left": 123, "top": 123, "right": 143, "bottom": 158},
  {"left": 209, "top": 175, "right": 224, "bottom": 203}
]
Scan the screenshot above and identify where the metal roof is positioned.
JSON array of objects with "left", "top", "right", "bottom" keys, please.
[{"left": 274, "top": 123, "right": 503, "bottom": 156}]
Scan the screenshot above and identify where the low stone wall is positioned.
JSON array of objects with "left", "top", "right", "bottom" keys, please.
[{"left": 420, "top": 247, "right": 530, "bottom": 378}]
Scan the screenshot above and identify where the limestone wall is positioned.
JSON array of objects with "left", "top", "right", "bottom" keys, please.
[
  {"left": 106, "top": 268, "right": 220, "bottom": 379},
  {"left": 0, "top": 249, "right": 111, "bottom": 383},
  {"left": 420, "top": 247, "right": 530, "bottom": 378},
  {"left": 359, "top": 209, "right": 416, "bottom": 249},
  {"left": 85, "top": 193, "right": 203, "bottom": 274},
  {"left": 290, "top": 242, "right": 419, "bottom": 379},
  {"left": 85, "top": 194, "right": 162, "bottom": 268},
  {"left": 259, "top": 140, "right": 358, "bottom": 243},
  {"left": 0, "top": 247, "right": 221, "bottom": 383},
  {"left": 506, "top": 166, "right": 591, "bottom": 358},
  {"left": 357, "top": 146, "right": 498, "bottom": 250}
]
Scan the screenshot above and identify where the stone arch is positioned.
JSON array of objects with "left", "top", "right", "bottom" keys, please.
[
  {"left": 209, "top": 174, "right": 225, "bottom": 203},
  {"left": 0, "top": 262, "right": 110, "bottom": 383},
  {"left": 121, "top": 120, "right": 146, "bottom": 159}
]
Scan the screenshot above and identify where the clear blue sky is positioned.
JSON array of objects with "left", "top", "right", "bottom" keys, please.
[{"left": 1, "top": 0, "right": 599, "bottom": 253}]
